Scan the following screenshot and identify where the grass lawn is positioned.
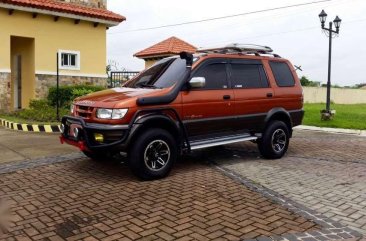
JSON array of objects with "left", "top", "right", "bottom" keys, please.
[{"left": 303, "top": 103, "right": 366, "bottom": 130}]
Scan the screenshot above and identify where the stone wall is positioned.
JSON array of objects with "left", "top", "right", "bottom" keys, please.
[
  {"left": 56, "top": 0, "right": 107, "bottom": 9},
  {"left": 35, "top": 74, "right": 108, "bottom": 99},
  {"left": 0, "top": 73, "right": 11, "bottom": 111}
]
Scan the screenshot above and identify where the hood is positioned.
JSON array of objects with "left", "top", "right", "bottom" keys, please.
[{"left": 74, "top": 87, "right": 164, "bottom": 108}]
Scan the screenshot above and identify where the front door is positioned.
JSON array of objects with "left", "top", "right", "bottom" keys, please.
[
  {"left": 13, "top": 55, "right": 22, "bottom": 109},
  {"left": 181, "top": 60, "right": 235, "bottom": 137}
]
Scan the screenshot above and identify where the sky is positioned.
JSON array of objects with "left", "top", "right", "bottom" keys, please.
[{"left": 106, "top": 0, "right": 366, "bottom": 86}]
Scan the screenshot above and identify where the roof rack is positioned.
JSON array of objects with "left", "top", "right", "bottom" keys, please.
[{"left": 197, "top": 44, "right": 281, "bottom": 57}]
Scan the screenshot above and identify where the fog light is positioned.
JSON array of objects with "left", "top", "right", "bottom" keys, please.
[
  {"left": 94, "top": 133, "right": 104, "bottom": 143},
  {"left": 73, "top": 128, "right": 79, "bottom": 138}
]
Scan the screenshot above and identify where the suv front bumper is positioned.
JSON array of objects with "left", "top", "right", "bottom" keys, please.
[{"left": 60, "top": 116, "right": 130, "bottom": 152}]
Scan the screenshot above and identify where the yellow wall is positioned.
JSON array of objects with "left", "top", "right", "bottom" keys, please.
[
  {"left": 11, "top": 37, "right": 35, "bottom": 108},
  {"left": 144, "top": 59, "right": 157, "bottom": 69},
  {"left": 0, "top": 8, "right": 107, "bottom": 75}
]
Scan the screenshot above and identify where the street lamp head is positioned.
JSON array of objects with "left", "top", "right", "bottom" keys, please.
[
  {"left": 319, "top": 9, "right": 327, "bottom": 27},
  {"left": 333, "top": 15, "right": 342, "bottom": 31}
]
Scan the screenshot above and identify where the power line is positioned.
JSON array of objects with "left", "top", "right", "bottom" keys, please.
[{"left": 108, "top": 0, "right": 332, "bottom": 34}]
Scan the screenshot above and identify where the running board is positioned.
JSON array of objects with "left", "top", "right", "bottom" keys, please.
[{"left": 190, "top": 134, "right": 258, "bottom": 150}]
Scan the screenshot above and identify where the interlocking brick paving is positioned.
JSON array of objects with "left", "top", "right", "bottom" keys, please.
[
  {"left": 210, "top": 130, "right": 366, "bottom": 235},
  {"left": 0, "top": 157, "right": 320, "bottom": 241}
]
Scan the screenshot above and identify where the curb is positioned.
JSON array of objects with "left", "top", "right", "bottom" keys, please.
[
  {"left": 0, "top": 118, "right": 60, "bottom": 133},
  {"left": 295, "top": 125, "right": 366, "bottom": 137}
]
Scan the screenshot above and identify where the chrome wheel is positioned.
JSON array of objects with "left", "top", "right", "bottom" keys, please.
[
  {"left": 144, "top": 140, "right": 170, "bottom": 171},
  {"left": 271, "top": 129, "right": 286, "bottom": 153}
]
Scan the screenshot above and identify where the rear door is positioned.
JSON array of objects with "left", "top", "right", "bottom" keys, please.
[
  {"left": 181, "top": 59, "right": 235, "bottom": 137},
  {"left": 229, "top": 59, "right": 275, "bottom": 132}
]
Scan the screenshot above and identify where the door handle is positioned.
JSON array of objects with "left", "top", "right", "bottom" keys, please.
[
  {"left": 266, "top": 93, "right": 273, "bottom": 98},
  {"left": 223, "top": 95, "right": 231, "bottom": 100}
]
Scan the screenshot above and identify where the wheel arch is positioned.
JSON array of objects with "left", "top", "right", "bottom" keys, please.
[
  {"left": 126, "top": 114, "right": 182, "bottom": 151},
  {"left": 264, "top": 108, "right": 293, "bottom": 137}
]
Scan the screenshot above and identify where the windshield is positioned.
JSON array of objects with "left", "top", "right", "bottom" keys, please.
[{"left": 124, "top": 58, "right": 187, "bottom": 89}]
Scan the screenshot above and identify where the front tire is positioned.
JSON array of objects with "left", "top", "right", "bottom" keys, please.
[
  {"left": 258, "top": 121, "right": 290, "bottom": 159},
  {"left": 128, "top": 128, "right": 177, "bottom": 180}
]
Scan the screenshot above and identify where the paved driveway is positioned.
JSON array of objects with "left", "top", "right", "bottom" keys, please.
[
  {"left": 0, "top": 128, "right": 365, "bottom": 241},
  {"left": 212, "top": 131, "right": 366, "bottom": 235}
]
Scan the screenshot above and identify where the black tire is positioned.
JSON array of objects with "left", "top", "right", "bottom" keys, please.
[
  {"left": 128, "top": 128, "right": 177, "bottom": 180},
  {"left": 257, "top": 120, "right": 290, "bottom": 159}
]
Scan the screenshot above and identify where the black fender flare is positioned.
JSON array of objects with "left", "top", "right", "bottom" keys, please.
[
  {"left": 125, "top": 113, "right": 183, "bottom": 149},
  {"left": 264, "top": 108, "right": 293, "bottom": 135}
]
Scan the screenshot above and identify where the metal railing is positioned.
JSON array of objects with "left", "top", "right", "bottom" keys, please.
[{"left": 108, "top": 71, "right": 140, "bottom": 88}]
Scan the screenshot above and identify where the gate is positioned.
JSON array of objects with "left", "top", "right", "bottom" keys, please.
[{"left": 108, "top": 71, "right": 140, "bottom": 88}]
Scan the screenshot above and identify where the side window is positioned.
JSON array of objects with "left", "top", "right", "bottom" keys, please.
[
  {"left": 193, "top": 63, "right": 228, "bottom": 89},
  {"left": 58, "top": 50, "right": 80, "bottom": 70},
  {"left": 269, "top": 61, "right": 295, "bottom": 87},
  {"left": 230, "top": 64, "right": 269, "bottom": 88}
]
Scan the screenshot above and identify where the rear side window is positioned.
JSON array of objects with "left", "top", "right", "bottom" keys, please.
[
  {"left": 269, "top": 61, "right": 295, "bottom": 87},
  {"left": 193, "top": 63, "right": 228, "bottom": 89},
  {"left": 230, "top": 64, "right": 269, "bottom": 88}
]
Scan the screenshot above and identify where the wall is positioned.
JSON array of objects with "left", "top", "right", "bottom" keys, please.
[
  {"left": 0, "top": 8, "right": 108, "bottom": 110},
  {"left": 0, "top": 8, "right": 107, "bottom": 77},
  {"left": 303, "top": 87, "right": 366, "bottom": 104},
  {"left": 0, "top": 73, "right": 11, "bottom": 110},
  {"left": 35, "top": 74, "right": 107, "bottom": 99}
]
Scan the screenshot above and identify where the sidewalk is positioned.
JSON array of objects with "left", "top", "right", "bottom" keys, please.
[
  {"left": 0, "top": 127, "right": 76, "bottom": 164},
  {"left": 295, "top": 125, "right": 366, "bottom": 136}
]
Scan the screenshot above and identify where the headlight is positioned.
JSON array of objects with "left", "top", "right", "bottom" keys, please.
[
  {"left": 70, "top": 104, "right": 75, "bottom": 114},
  {"left": 96, "top": 108, "right": 128, "bottom": 119}
]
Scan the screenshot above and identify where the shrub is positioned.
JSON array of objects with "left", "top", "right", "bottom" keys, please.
[
  {"left": 48, "top": 85, "right": 105, "bottom": 108},
  {"left": 10, "top": 99, "right": 69, "bottom": 122}
]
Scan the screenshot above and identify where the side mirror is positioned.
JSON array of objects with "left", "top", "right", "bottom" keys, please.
[{"left": 189, "top": 77, "right": 206, "bottom": 88}]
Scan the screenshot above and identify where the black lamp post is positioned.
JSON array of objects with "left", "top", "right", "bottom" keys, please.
[{"left": 318, "top": 10, "right": 342, "bottom": 119}]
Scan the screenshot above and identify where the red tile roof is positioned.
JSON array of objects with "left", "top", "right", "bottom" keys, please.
[
  {"left": 134, "top": 36, "right": 197, "bottom": 58},
  {"left": 0, "top": 0, "right": 125, "bottom": 23}
]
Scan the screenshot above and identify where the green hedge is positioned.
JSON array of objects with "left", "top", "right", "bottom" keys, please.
[
  {"left": 9, "top": 99, "right": 69, "bottom": 122},
  {"left": 48, "top": 85, "right": 105, "bottom": 108}
]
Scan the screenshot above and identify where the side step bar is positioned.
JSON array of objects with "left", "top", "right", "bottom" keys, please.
[{"left": 190, "top": 134, "right": 258, "bottom": 150}]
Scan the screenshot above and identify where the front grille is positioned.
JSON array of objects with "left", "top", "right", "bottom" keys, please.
[{"left": 75, "top": 105, "right": 94, "bottom": 119}]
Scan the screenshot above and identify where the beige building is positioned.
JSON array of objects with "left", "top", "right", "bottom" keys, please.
[
  {"left": 134, "top": 36, "right": 197, "bottom": 69},
  {"left": 0, "top": 0, "right": 125, "bottom": 110}
]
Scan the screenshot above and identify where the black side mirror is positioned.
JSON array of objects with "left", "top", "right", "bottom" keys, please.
[{"left": 180, "top": 52, "right": 193, "bottom": 67}]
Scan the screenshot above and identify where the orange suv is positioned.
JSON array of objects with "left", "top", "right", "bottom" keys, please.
[{"left": 60, "top": 44, "right": 304, "bottom": 180}]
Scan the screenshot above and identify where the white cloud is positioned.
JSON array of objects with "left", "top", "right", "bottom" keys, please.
[{"left": 107, "top": 0, "right": 366, "bottom": 86}]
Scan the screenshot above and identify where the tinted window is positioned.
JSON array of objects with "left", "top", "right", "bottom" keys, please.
[
  {"left": 125, "top": 58, "right": 186, "bottom": 89},
  {"left": 269, "top": 62, "right": 295, "bottom": 87},
  {"left": 193, "top": 63, "right": 228, "bottom": 89},
  {"left": 231, "top": 64, "right": 269, "bottom": 88}
]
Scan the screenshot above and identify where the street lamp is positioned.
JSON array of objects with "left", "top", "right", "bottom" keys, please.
[{"left": 318, "top": 9, "right": 342, "bottom": 120}]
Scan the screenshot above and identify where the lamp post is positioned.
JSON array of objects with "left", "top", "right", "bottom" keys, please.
[{"left": 318, "top": 10, "right": 341, "bottom": 120}]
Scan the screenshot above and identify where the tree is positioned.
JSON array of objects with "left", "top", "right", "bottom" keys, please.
[{"left": 300, "top": 76, "right": 319, "bottom": 87}]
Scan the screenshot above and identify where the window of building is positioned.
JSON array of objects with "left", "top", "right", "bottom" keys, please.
[
  {"left": 193, "top": 63, "right": 228, "bottom": 89},
  {"left": 230, "top": 64, "right": 269, "bottom": 88},
  {"left": 269, "top": 61, "right": 295, "bottom": 87},
  {"left": 58, "top": 50, "right": 80, "bottom": 70}
]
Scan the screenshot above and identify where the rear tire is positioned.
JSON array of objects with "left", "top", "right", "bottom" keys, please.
[
  {"left": 258, "top": 121, "right": 290, "bottom": 159},
  {"left": 128, "top": 128, "right": 177, "bottom": 180}
]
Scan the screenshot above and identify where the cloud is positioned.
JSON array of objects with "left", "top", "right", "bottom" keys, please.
[{"left": 107, "top": 0, "right": 366, "bottom": 86}]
